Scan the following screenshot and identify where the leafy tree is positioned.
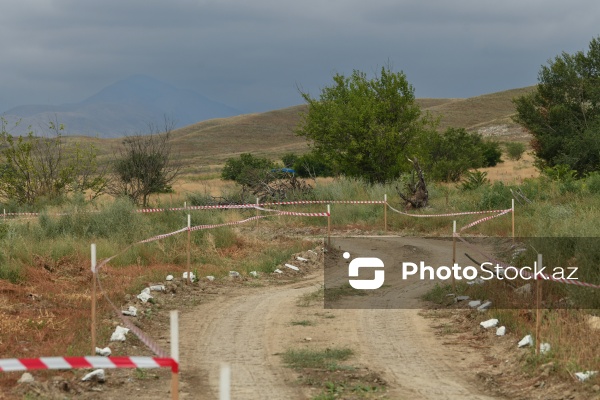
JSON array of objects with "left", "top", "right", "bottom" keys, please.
[
  {"left": 423, "top": 128, "right": 501, "bottom": 182},
  {"left": 505, "top": 142, "right": 526, "bottom": 161},
  {"left": 513, "top": 36, "right": 600, "bottom": 176},
  {"left": 0, "top": 118, "right": 106, "bottom": 205},
  {"left": 281, "top": 153, "right": 299, "bottom": 169},
  {"left": 296, "top": 67, "right": 438, "bottom": 184},
  {"left": 221, "top": 153, "right": 276, "bottom": 186},
  {"left": 292, "top": 151, "right": 334, "bottom": 178},
  {"left": 109, "top": 120, "right": 180, "bottom": 207}
]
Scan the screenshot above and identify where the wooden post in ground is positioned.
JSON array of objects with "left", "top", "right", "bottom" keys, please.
[
  {"left": 452, "top": 221, "right": 457, "bottom": 293},
  {"left": 187, "top": 214, "right": 192, "bottom": 284},
  {"left": 327, "top": 204, "right": 331, "bottom": 247},
  {"left": 91, "top": 243, "right": 97, "bottom": 355},
  {"left": 512, "top": 199, "right": 515, "bottom": 243},
  {"left": 220, "top": 363, "right": 231, "bottom": 400},
  {"left": 170, "top": 310, "right": 179, "bottom": 400},
  {"left": 535, "top": 253, "right": 542, "bottom": 355},
  {"left": 384, "top": 194, "right": 387, "bottom": 233},
  {"left": 255, "top": 197, "right": 259, "bottom": 228}
]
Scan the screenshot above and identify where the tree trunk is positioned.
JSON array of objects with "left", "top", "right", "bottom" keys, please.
[{"left": 397, "top": 157, "right": 428, "bottom": 209}]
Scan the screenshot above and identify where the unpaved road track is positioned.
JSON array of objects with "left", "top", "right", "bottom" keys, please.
[{"left": 178, "top": 237, "right": 502, "bottom": 399}]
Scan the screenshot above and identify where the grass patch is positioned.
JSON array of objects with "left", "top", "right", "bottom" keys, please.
[
  {"left": 291, "top": 320, "right": 314, "bottom": 326},
  {"left": 282, "top": 347, "right": 353, "bottom": 370},
  {"left": 324, "top": 283, "right": 368, "bottom": 302},
  {"left": 421, "top": 283, "right": 456, "bottom": 305},
  {"left": 297, "top": 286, "right": 324, "bottom": 307}
]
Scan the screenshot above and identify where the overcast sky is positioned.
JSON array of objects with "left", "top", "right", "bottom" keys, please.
[{"left": 1, "top": 0, "right": 599, "bottom": 114}]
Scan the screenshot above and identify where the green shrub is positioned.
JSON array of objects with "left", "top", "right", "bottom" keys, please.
[
  {"left": 505, "top": 142, "right": 526, "bottom": 161},
  {"left": 478, "top": 181, "right": 513, "bottom": 210}
]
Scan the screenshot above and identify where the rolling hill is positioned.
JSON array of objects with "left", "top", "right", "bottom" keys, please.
[
  {"left": 143, "top": 86, "right": 535, "bottom": 174},
  {"left": 58, "top": 85, "right": 535, "bottom": 175}
]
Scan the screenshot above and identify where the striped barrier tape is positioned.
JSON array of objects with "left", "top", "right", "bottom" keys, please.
[
  {"left": 459, "top": 208, "right": 513, "bottom": 232},
  {"left": 453, "top": 234, "right": 600, "bottom": 290},
  {"left": 261, "top": 200, "right": 385, "bottom": 206},
  {"left": 0, "top": 356, "right": 177, "bottom": 373},
  {"left": 254, "top": 206, "right": 329, "bottom": 217},
  {"left": 190, "top": 215, "right": 269, "bottom": 231},
  {"left": 387, "top": 204, "right": 512, "bottom": 218},
  {"left": 92, "top": 209, "right": 321, "bottom": 358}
]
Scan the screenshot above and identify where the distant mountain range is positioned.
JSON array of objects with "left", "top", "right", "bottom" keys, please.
[{"left": 0, "top": 75, "right": 241, "bottom": 138}]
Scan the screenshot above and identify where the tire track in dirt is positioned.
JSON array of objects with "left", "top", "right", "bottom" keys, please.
[
  {"left": 178, "top": 236, "right": 503, "bottom": 399},
  {"left": 179, "top": 279, "right": 320, "bottom": 399}
]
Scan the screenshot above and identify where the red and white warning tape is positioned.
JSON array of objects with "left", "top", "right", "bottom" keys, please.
[
  {"left": 387, "top": 204, "right": 511, "bottom": 218},
  {"left": 459, "top": 208, "right": 512, "bottom": 231},
  {"left": 0, "top": 356, "right": 177, "bottom": 373}
]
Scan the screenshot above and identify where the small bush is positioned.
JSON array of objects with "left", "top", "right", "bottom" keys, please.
[
  {"left": 505, "top": 142, "right": 526, "bottom": 161},
  {"left": 478, "top": 181, "right": 513, "bottom": 210},
  {"left": 585, "top": 172, "right": 600, "bottom": 194},
  {"left": 460, "top": 170, "right": 489, "bottom": 191}
]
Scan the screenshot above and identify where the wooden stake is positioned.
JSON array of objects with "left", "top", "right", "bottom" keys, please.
[
  {"left": 327, "top": 204, "right": 331, "bottom": 247},
  {"left": 91, "top": 244, "right": 97, "bottom": 355},
  {"left": 452, "top": 221, "right": 457, "bottom": 293},
  {"left": 220, "top": 363, "right": 231, "bottom": 400},
  {"left": 535, "top": 253, "right": 542, "bottom": 355},
  {"left": 383, "top": 194, "right": 387, "bottom": 233},
  {"left": 170, "top": 311, "right": 179, "bottom": 400},
  {"left": 187, "top": 214, "right": 192, "bottom": 284},
  {"left": 255, "top": 197, "right": 259, "bottom": 228},
  {"left": 512, "top": 198, "right": 515, "bottom": 243}
]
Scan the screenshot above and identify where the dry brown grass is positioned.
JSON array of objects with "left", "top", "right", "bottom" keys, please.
[{"left": 481, "top": 151, "right": 539, "bottom": 183}]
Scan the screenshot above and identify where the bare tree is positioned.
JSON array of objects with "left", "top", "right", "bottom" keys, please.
[{"left": 108, "top": 118, "right": 180, "bottom": 207}]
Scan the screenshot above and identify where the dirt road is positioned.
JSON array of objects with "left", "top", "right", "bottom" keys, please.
[{"left": 177, "top": 236, "right": 502, "bottom": 399}]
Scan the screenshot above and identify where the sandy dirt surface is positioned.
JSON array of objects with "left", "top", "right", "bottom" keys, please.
[{"left": 172, "top": 236, "right": 501, "bottom": 399}]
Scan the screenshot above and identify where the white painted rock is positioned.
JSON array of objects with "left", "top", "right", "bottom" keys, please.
[
  {"left": 122, "top": 306, "right": 137, "bottom": 317},
  {"left": 150, "top": 285, "right": 165, "bottom": 292},
  {"left": 206, "top": 275, "right": 215, "bottom": 281},
  {"left": 137, "top": 292, "right": 152, "bottom": 303},
  {"left": 296, "top": 256, "right": 308, "bottom": 262},
  {"left": 165, "top": 275, "right": 174, "bottom": 281},
  {"left": 518, "top": 334, "right": 533, "bottom": 348},
  {"left": 285, "top": 263, "right": 299, "bottom": 271},
  {"left": 95, "top": 347, "right": 112, "bottom": 357},
  {"left": 477, "top": 301, "right": 492, "bottom": 311},
  {"left": 249, "top": 271, "right": 259, "bottom": 278},
  {"left": 540, "top": 343, "right": 551, "bottom": 354},
  {"left": 467, "top": 278, "right": 484, "bottom": 285},
  {"left": 82, "top": 369, "right": 105, "bottom": 382},
  {"left": 515, "top": 283, "right": 531, "bottom": 295},
  {"left": 496, "top": 326, "right": 506, "bottom": 336},
  {"left": 456, "top": 295, "right": 470, "bottom": 301},
  {"left": 308, "top": 250, "right": 317, "bottom": 255},
  {"left": 17, "top": 372, "right": 34, "bottom": 383},
  {"left": 229, "top": 271, "right": 241, "bottom": 277},
  {"left": 468, "top": 300, "right": 482, "bottom": 308},
  {"left": 273, "top": 269, "right": 283, "bottom": 274},
  {"left": 480, "top": 319, "right": 499, "bottom": 329},
  {"left": 110, "top": 326, "right": 130, "bottom": 342},
  {"left": 575, "top": 370, "right": 598, "bottom": 382},
  {"left": 141, "top": 287, "right": 150, "bottom": 295},
  {"left": 183, "top": 272, "right": 196, "bottom": 281}
]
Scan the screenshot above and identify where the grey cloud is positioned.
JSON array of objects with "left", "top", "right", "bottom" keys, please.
[{"left": 1, "top": 0, "right": 599, "bottom": 114}]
